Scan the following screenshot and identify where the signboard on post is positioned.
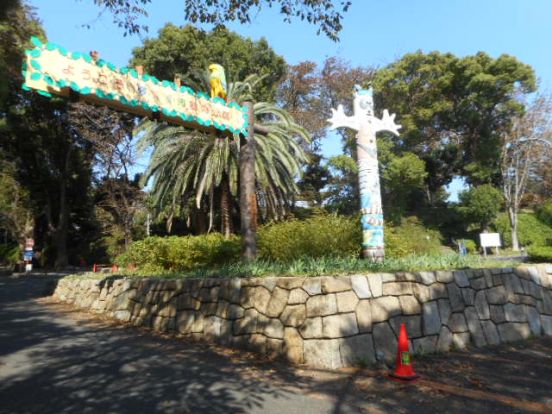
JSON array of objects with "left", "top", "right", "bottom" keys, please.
[
  {"left": 479, "top": 232, "right": 501, "bottom": 256},
  {"left": 22, "top": 37, "right": 248, "bottom": 136}
]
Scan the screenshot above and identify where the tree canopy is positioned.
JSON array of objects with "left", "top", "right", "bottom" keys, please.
[
  {"left": 90, "top": 0, "right": 351, "bottom": 40},
  {"left": 131, "top": 24, "right": 286, "bottom": 101}
]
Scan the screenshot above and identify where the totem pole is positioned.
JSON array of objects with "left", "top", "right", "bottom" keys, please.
[{"left": 328, "top": 86, "right": 401, "bottom": 262}]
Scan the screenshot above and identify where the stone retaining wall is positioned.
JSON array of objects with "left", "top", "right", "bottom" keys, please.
[{"left": 53, "top": 264, "right": 552, "bottom": 369}]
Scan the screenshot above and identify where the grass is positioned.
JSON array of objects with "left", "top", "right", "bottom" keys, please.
[{"left": 83, "top": 253, "right": 524, "bottom": 280}]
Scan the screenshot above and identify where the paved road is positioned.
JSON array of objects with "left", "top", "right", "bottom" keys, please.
[{"left": 0, "top": 274, "right": 551, "bottom": 414}]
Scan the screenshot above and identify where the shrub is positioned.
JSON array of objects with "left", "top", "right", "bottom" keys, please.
[
  {"left": 116, "top": 233, "right": 241, "bottom": 272},
  {"left": 0, "top": 244, "right": 20, "bottom": 265},
  {"left": 457, "top": 184, "right": 503, "bottom": 231},
  {"left": 385, "top": 217, "right": 443, "bottom": 257},
  {"left": 527, "top": 245, "right": 552, "bottom": 262},
  {"left": 494, "top": 212, "right": 552, "bottom": 248},
  {"left": 257, "top": 214, "right": 361, "bottom": 261},
  {"left": 536, "top": 198, "right": 552, "bottom": 227},
  {"left": 462, "top": 239, "right": 478, "bottom": 254}
]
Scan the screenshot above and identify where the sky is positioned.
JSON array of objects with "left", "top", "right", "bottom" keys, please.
[{"left": 28, "top": 0, "right": 552, "bottom": 200}]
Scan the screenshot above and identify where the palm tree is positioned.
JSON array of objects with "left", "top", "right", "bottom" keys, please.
[{"left": 138, "top": 74, "right": 310, "bottom": 238}]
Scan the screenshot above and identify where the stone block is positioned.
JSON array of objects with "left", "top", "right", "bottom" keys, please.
[
  {"left": 527, "top": 306, "right": 542, "bottom": 335},
  {"left": 303, "top": 339, "right": 342, "bottom": 369},
  {"left": 464, "top": 306, "right": 487, "bottom": 347},
  {"left": 351, "top": 275, "right": 371, "bottom": 299},
  {"left": 497, "top": 322, "right": 531, "bottom": 342},
  {"left": 453, "top": 270, "right": 470, "bottom": 287},
  {"left": 233, "top": 309, "right": 258, "bottom": 335},
  {"left": 336, "top": 291, "right": 359, "bottom": 313},
  {"left": 113, "top": 310, "right": 131, "bottom": 322},
  {"left": 486, "top": 286, "right": 508, "bottom": 305},
  {"left": 542, "top": 315, "right": 552, "bottom": 335},
  {"left": 299, "top": 317, "right": 323, "bottom": 339},
  {"left": 227, "top": 304, "right": 245, "bottom": 320},
  {"left": 413, "top": 336, "right": 438, "bottom": 354},
  {"left": 219, "top": 279, "right": 241, "bottom": 303},
  {"left": 422, "top": 301, "right": 441, "bottom": 335},
  {"left": 503, "top": 274, "right": 524, "bottom": 295},
  {"left": 277, "top": 277, "right": 304, "bottom": 290},
  {"left": 481, "top": 320, "right": 500, "bottom": 345},
  {"left": 381, "top": 273, "right": 397, "bottom": 282},
  {"left": 490, "top": 305, "right": 506, "bottom": 323},
  {"left": 339, "top": 334, "right": 376, "bottom": 366},
  {"left": 302, "top": 279, "right": 322, "bottom": 296},
  {"left": 252, "top": 287, "right": 272, "bottom": 314},
  {"left": 306, "top": 294, "right": 337, "bottom": 317},
  {"left": 266, "top": 339, "right": 284, "bottom": 358},
  {"left": 383, "top": 282, "right": 415, "bottom": 296},
  {"left": 371, "top": 296, "right": 401, "bottom": 323},
  {"left": 429, "top": 283, "right": 448, "bottom": 300},
  {"left": 504, "top": 303, "right": 527, "bottom": 322},
  {"left": 176, "top": 311, "right": 195, "bottom": 333},
  {"left": 280, "top": 304, "right": 307, "bottom": 327},
  {"left": 265, "top": 318, "right": 285, "bottom": 339},
  {"left": 266, "top": 287, "right": 289, "bottom": 318},
  {"left": 483, "top": 270, "right": 494, "bottom": 288},
  {"left": 283, "top": 327, "right": 304, "bottom": 364},
  {"left": 436, "top": 326, "right": 453, "bottom": 352},
  {"left": 470, "top": 277, "right": 487, "bottom": 291},
  {"left": 399, "top": 295, "right": 421, "bottom": 315},
  {"left": 389, "top": 315, "right": 422, "bottom": 338},
  {"left": 322, "top": 276, "right": 351, "bottom": 293},
  {"left": 200, "top": 302, "right": 218, "bottom": 317},
  {"left": 372, "top": 322, "right": 397, "bottom": 362},
  {"left": 448, "top": 313, "right": 468, "bottom": 333},
  {"left": 452, "top": 332, "right": 470, "bottom": 349},
  {"left": 474, "top": 291, "right": 490, "bottom": 320},
  {"left": 437, "top": 299, "right": 452, "bottom": 325},
  {"left": 434, "top": 270, "right": 453, "bottom": 284},
  {"left": 462, "top": 289, "right": 475, "bottom": 306},
  {"left": 261, "top": 277, "right": 278, "bottom": 292},
  {"left": 413, "top": 284, "right": 431, "bottom": 302},
  {"left": 447, "top": 283, "right": 464, "bottom": 312},
  {"left": 204, "top": 316, "right": 222, "bottom": 338},
  {"left": 416, "top": 271, "right": 436, "bottom": 285},
  {"left": 367, "top": 274, "right": 383, "bottom": 297},
  {"left": 396, "top": 272, "right": 417, "bottom": 282},
  {"left": 288, "top": 288, "right": 309, "bottom": 305},
  {"left": 356, "top": 300, "right": 372, "bottom": 333},
  {"left": 256, "top": 313, "right": 270, "bottom": 334},
  {"left": 216, "top": 301, "right": 229, "bottom": 318},
  {"left": 543, "top": 291, "right": 552, "bottom": 314},
  {"left": 239, "top": 287, "right": 256, "bottom": 309},
  {"left": 322, "top": 313, "right": 359, "bottom": 338}
]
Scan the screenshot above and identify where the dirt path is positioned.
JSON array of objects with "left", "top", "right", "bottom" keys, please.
[{"left": 0, "top": 274, "right": 551, "bottom": 413}]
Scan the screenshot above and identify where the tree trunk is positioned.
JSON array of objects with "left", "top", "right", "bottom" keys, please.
[
  {"left": 239, "top": 103, "right": 257, "bottom": 261},
  {"left": 220, "top": 177, "right": 233, "bottom": 239},
  {"left": 508, "top": 206, "right": 520, "bottom": 251}
]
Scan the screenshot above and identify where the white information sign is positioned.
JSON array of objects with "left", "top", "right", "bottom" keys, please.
[{"left": 480, "top": 233, "right": 501, "bottom": 248}]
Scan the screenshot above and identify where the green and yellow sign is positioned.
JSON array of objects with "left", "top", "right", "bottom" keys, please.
[{"left": 22, "top": 37, "right": 248, "bottom": 135}]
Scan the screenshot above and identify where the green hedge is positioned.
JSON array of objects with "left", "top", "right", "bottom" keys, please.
[
  {"left": 536, "top": 199, "right": 552, "bottom": 227},
  {"left": 116, "top": 234, "right": 241, "bottom": 272},
  {"left": 494, "top": 212, "right": 552, "bottom": 248},
  {"left": 258, "top": 214, "right": 361, "bottom": 261},
  {"left": 117, "top": 215, "right": 445, "bottom": 271},
  {"left": 527, "top": 245, "right": 552, "bottom": 262}
]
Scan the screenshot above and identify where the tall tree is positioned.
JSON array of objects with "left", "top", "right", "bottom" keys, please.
[
  {"left": 131, "top": 24, "right": 286, "bottom": 102},
  {"left": 500, "top": 94, "right": 552, "bottom": 250},
  {"left": 373, "top": 51, "right": 536, "bottom": 196},
  {"left": 88, "top": 0, "right": 351, "bottom": 40}
]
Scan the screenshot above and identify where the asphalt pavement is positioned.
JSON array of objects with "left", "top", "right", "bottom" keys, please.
[{"left": 0, "top": 273, "right": 550, "bottom": 414}]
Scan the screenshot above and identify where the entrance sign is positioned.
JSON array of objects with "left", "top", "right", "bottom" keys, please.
[
  {"left": 22, "top": 37, "right": 248, "bottom": 135},
  {"left": 328, "top": 86, "right": 401, "bottom": 262},
  {"left": 480, "top": 233, "right": 501, "bottom": 248}
]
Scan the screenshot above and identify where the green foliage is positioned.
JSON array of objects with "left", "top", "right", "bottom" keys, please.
[
  {"left": 527, "top": 245, "right": 552, "bottom": 262},
  {"left": 0, "top": 244, "right": 19, "bottom": 265},
  {"left": 494, "top": 212, "right": 552, "bottom": 248},
  {"left": 111, "top": 254, "right": 521, "bottom": 279},
  {"left": 131, "top": 24, "right": 286, "bottom": 101},
  {"left": 115, "top": 233, "right": 241, "bottom": 272},
  {"left": 457, "top": 184, "right": 504, "bottom": 231},
  {"left": 536, "top": 198, "right": 552, "bottom": 227},
  {"left": 462, "top": 239, "right": 478, "bottom": 254},
  {"left": 257, "top": 214, "right": 361, "bottom": 261},
  {"left": 385, "top": 217, "right": 443, "bottom": 258},
  {"left": 373, "top": 50, "right": 536, "bottom": 189}
]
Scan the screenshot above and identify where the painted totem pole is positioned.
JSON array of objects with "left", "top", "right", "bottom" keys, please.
[{"left": 328, "top": 86, "right": 401, "bottom": 261}]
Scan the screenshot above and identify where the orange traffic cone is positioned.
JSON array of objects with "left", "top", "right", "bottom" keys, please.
[{"left": 390, "top": 323, "right": 419, "bottom": 381}]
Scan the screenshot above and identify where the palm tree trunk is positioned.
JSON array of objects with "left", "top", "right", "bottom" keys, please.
[{"left": 220, "top": 177, "right": 233, "bottom": 239}]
